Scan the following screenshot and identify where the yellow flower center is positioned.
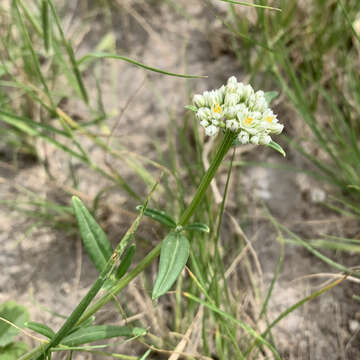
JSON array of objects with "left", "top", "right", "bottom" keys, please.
[
  {"left": 245, "top": 117, "right": 254, "bottom": 125},
  {"left": 265, "top": 116, "right": 274, "bottom": 123},
  {"left": 213, "top": 103, "right": 222, "bottom": 114}
]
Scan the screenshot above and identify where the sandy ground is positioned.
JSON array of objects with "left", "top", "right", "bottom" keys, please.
[{"left": 1, "top": 1, "right": 360, "bottom": 359}]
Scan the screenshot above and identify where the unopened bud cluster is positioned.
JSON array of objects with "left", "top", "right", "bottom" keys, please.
[{"left": 192, "top": 76, "right": 284, "bottom": 145}]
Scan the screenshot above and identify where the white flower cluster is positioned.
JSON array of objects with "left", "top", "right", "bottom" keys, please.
[{"left": 192, "top": 76, "right": 284, "bottom": 145}]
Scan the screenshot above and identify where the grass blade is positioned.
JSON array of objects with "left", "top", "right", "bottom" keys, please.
[
  {"left": 184, "top": 292, "right": 281, "bottom": 360},
  {"left": 77, "top": 52, "right": 206, "bottom": 79}
]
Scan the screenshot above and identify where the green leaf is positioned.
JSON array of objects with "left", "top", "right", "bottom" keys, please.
[
  {"left": 267, "top": 140, "right": 286, "bottom": 157},
  {"left": 24, "top": 322, "right": 55, "bottom": 339},
  {"left": 0, "top": 342, "right": 28, "bottom": 360},
  {"left": 0, "top": 301, "right": 29, "bottom": 347},
  {"left": 152, "top": 232, "right": 190, "bottom": 299},
  {"left": 184, "top": 223, "right": 210, "bottom": 233},
  {"left": 185, "top": 105, "right": 198, "bottom": 112},
  {"left": 136, "top": 205, "right": 176, "bottom": 228},
  {"left": 77, "top": 52, "right": 206, "bottom": 79},
  {"left": 61, "top": 325, "right": 146, "bottom": 347},
  {"left": 264, "top": 91, "right": 279, "bottom": 105},
  {"left": 72, "top": 196, "right": 113, "bottom": 273},
  {"left": 115, "top": 244, "right": 136, "bottom": 280}
]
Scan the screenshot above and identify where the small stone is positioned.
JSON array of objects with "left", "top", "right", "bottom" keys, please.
[
  {"left": 310, "top": 188, "right": 326, "bottom": 203},
  {"left": 349, "top": 320, "right": 360, "bottom": 332}
]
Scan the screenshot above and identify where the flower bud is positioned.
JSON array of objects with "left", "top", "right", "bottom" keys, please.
[
  {"left": 193, "top": 94, "right": 206, "bottom": 108},
  {"left": 205, "top": 125, "right": 219, "bottom": 136},
  {"left": 224, "top": 92, "right": 240, "bottom": 106},
  {"left": 237, "top": 131, "right": 249, "bottom": 144},
  {"left": 259, "top": 134, "right": 272, "bottom": 145},
  {"left": 250, "top": 135, "right": 260, "bottom": 145},
  {"left": 226, "top": 119, "right": 239, "bottom": 131},
  {"left": 196, "top": 107, "right": 211, "bottom": 120}
]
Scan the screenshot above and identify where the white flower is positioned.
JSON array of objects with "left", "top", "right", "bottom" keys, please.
[
  {"left": 225, "top": 103, "right": 246, "bottom": 118},
  {"left": 202, "top": 91, "right": 212, "bottom": 107},
  {"left": 191, "top": 76, "right": 284, "bottom": 141},
  {"left": 227, "top": 76, "right": 238, "bottom": 92},
  {"left": 237, "top": 131, "right": 249, "bottom": 144},
  {"left": 205, "top": 125, "right": 219, "bottom": 136},
  {"left": 261, "top": 110, "right": 283, "bottom": 134},
  {"left": 259, "top": 134, "right": 272, "bottom": 145},
  {"left": 210, "top": 102, "right": 223, "bottom": 120},
  {"left": 193, "top": 94, "right": 206, "bottom": 108},
  {"left": 226, "top": 119, "right": 239, "bottom": 131},
  {"left": 238, "top": 111, "right": 260, "bottom": 135},
  {"left": 200, "top": 119, "right": 209, "bottom": 128},
  {"left": 242, "top": 84, "right": 254, "bottom": 100},
  {"left": 253, "top": 92, "right": 268, "bottom": 112},
  {"left": 224, "top": 92, "right": 240, "bottom": 106},
  {"left": 196, "top": 107, "right": 211, "bottom": 121}
]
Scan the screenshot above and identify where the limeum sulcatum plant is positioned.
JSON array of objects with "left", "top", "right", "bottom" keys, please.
[
  {"left": 22, "top": 76, "right": 284, "bottom": 359},
  {"left": 152, "top": 76, "right": 285, "bottom": 298}
]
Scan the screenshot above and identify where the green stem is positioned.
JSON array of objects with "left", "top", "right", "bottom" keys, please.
[
  {"left": 77, "top": 243, "right": 162, "bottom": 325},
  {"left": 179, "top": 130, "right": 237, "bottom": 226},
  {"left": 22, "top": 130, "right": 236, "bottom": 359},
  {"left": 27, "top": 263, "right": 114, "bottom": 360},
  {"left": 78, "top": 130, "right": 237, "bottom": 323}
]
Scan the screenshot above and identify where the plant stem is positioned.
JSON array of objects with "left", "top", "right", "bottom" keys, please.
[
  {"left": 78, "top": 130, "right": 237, "bottom": 323},
  {"left": 179, "top": 130, "right": 237, "bottom": 226},
  {"left": 23, "top": 130, "right": 236, "bottom": 359}
]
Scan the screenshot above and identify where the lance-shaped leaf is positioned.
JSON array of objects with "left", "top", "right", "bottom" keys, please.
[
  {"left": 152, "top": 232, "right": 190, "bottom": 299},
  {"left": 115, "top": 244, "right": 136, "bottom": 280},
  {"left": 268, "top": 140, "right": 286, "bottom": 157},
  {"left": 61, "top": 325, "right": 146, "bottom": 347},
  {"left": 25, "top": 322, "right": 55, "bottom": 339},
  {"left": 185, "top": 105, "right": 198, "bottom": 112},
  {"left": 72, "top": 196, "right": 113, "bottom": 273},
  {"left": 136, "top": 205, "right": 176, "bottom": 228},
  {"left": 184, "top": 222, "right": 210, "bottom": 233}
]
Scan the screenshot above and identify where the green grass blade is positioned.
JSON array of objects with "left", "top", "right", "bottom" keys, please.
[
  {"left": 46, "top": 0, "right": 89, "bottom": 103},
  {"left": 41, "top": 0, "right": 51, "bottom": 52},
  {"left": 262, "top": 276, "right": 346, "bottom": 338},
  {"left": 220, "top": 0, "right": 281, "bottom": 12},
  {"left": 77, "top": 52, "right": 206, "bottom": 79},
  {"left": 184, "top": 292, "right": 281, "bottom": 360},
  {"left": 12, "top": 0, "right": 53, "bottom": 107}
]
